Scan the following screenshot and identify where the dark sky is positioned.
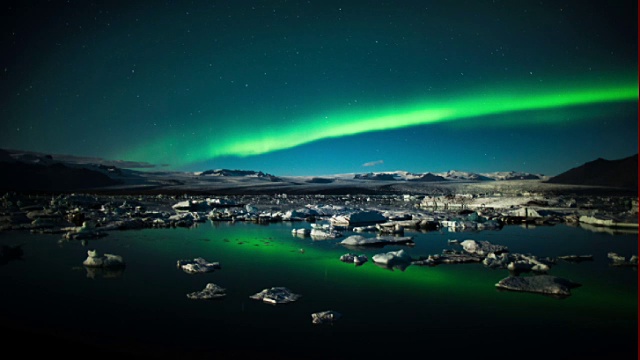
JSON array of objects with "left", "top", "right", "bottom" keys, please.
[{"left": 1, "top": 0, "right": 637, "bottom": 176}]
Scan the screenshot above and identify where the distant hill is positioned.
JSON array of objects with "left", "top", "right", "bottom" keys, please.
[
  {"left": 0, "top": 148, "right": 124, "bottom": 192},
  {"left": 545, "top": 154, "right": 638, "bottom": 190},
  {"left": 0, "top": 161, "right": 122, "bottom": 192}
]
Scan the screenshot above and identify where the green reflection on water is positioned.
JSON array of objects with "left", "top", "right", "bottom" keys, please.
[
  {"left": 0, "top": 220, "right": 636, "bottom": 358},
  {"left": 149, "top": 222, "right": 637, "bottom": 320}
]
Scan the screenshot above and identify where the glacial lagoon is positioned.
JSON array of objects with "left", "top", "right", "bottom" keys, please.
[{"left": 1, "top": 222, "right": 637, "bottom": 359}]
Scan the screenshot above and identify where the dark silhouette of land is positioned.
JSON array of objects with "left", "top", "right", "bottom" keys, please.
[{"left": 546, "top": 153, "right": 637, "bottom": 190}]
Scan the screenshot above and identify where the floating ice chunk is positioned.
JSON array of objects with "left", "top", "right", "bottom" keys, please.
[
  {"left": 340, "top": 253, "right": 368, "bottom": 265},
  {"left": 339, "top": 235, "right": 369, "bottom": 245},
  {"left": 82, "top": 249, "right": 125, "bottom": 268},
  {"left": 495, "top": 275, "right": 581, "bottom": 298},
  {"left": 311, "top": 310, "right": 342, "bottom": 324},
  {"left": 187, "top": 283, "right": 227, "bottom": 300},
  {"left": 291, "top": 228, "right": 310, "bottom": 236},
  {"left": 372, "top": 249, "right": 411, "bottom": 265},
  {"left": 249, "top": 286, "right": 301, "bottom": 304},
  {"left": 607, "top": 252, "right": 638, "bottom": 267},
  {"left": 177, "top": 257, "right": 221, "bottom": 274},
  {"left": 460, "top": 239, "right": 508, "bottom": 256},
  {"left": 330, "top": 210, "right": 386, "bottom": 226},
  {"left": 340, "top": 235, "right": 413, "bottom": 247},
  {"left": 310, "top": 227, "right": 342, "bottom": 239}
]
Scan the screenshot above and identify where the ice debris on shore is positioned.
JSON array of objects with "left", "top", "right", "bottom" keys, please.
[
  {"left": 186, "top": 283, "right": 227, "bottom": 300},
  {"left": 82, "top": 249, "right": 125, "bottom": 268},
  {"left": 311, "top": 310, "right": 342, "bottom": 324},
  {"left": 2, "top": 190, "right": 635, "bottom": 236},
  {"left": 64, "top": 221, "right": 107, "bottom": 240},
  {"left": 249, "top": 286, "right": 301, "bottom": 304},
  {"left": 177, "top": 257, "right": 221, "bottom": 274}
]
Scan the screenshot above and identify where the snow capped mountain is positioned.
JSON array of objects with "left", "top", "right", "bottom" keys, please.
[
  {"left": 196, "top": 169, "right": 276, "bottom": 177},
  {"left": 353, "top": 172, "right": 402, "bottom": 180},
  {"left": 437, "top": 170, "right": 494, "bottom": 181},
  {"left": 348, "top": 170, "right": 545, "bottom": 182},
  {"left": 481, "top": 171, "right": 548, "bottom": 181},
  {"left": 5, "top": 147, "right": 628, "bottom": 195}
]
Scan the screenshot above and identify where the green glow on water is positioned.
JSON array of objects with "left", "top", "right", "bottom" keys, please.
[
  {"left": 166, "top": 223, "right": 637, "bottom": 317},
  {"left": 0, "top": 221, "right": 636, "bottom": 358}
]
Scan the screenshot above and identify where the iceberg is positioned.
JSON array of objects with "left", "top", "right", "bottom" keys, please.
[
  {"left": 372, "top": 249, "right": 412, "bottom": 271},
  {"left": 82, "top": 250, "right": 125, "bottom": 268},
  {"left": 187, "top": 283, "right": 227, "bottom": 300},
  {"left": 177, "top": 257, "right": 221, "bottom": 274},
  {"left": 460, "top": 239, "right": 508, "bottom": 256},
  {"left": 340, "top": 253, "right": 368, "bottom": 265},
  {"left": 330, "top": 210, "right": 387, "bottom": 226},
  {"left": 495, "top": 275, "right": 581, "bottom": 298},
  {"left": 249, "top": 286, "right": 301, "bottom": 304},
  {"left": 311, "top": 310, "right": 342, "bottom": 324},
  {"left": 340, "top": 235, "right": 414, "bottom": 247}
]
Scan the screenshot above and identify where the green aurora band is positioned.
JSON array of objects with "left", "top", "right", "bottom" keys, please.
[{"left": 121, "top": 81, "right": 638, "bottom": 167}]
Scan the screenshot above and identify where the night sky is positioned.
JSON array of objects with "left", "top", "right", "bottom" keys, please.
[{"left": 2, "top": 1, "right": 637, "bottom": 176}]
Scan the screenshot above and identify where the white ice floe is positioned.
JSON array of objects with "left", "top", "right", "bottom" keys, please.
[
  {"left": 186, "top": 283, "right": 227, "bottom": 300},
  {"left": 311, "top": 310, "right": 342, "bottom": 324},
  {"left": 460, "top": 239, "right": 508, "bottom": 256},
  {"left": 495, "top": 275, "right": 581, "bottom": 297},
  {"left": 177, "top": 257, "right": 221, "bottom": 274},
  {"left": 249, "top": 287, "right": 301, "bottom": 304},
  {"left": 82, "top": 249, "right": 125, "bottom": 268},
  {"left": 372, "top": 249, "right": 412, "bottom": 265},
  {"left": 339, "top": 253, "right": 368, "bottom": 265},
  {"left": 330, "top": 210, "right": 386, "bottom": 226},
  {"left": 340, "top": 235, "right": 414, "bottom": 247}
]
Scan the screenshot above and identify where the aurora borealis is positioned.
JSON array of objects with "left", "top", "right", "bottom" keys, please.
[{"left": 2, "top": 1, "right": 637, "bottom": 176}]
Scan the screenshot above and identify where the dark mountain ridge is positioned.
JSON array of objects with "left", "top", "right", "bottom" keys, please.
[{"left": 545, "top": 154, "right": 638, "bottom": 190}]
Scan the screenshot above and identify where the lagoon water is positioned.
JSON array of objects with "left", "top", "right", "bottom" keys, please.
[{"left": 1, "top": 222, "right": 637, "bottom": 359}]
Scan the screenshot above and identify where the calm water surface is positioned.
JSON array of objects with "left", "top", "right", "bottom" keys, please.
[{"left": 1, "top": 222, "right": 637, "bottom": 359}]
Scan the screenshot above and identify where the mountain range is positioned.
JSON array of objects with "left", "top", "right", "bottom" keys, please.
[{"left": 0, "top": 148, "right": 636, "bottom": 194}]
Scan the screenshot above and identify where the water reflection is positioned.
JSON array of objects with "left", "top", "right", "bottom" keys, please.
[
  {"left": 579, "top": 222, "right": 638, "bottom": 235},
  {"left": 373, "top": 260, "right": 410, "bottom": 272},
  {"left": 0, "top": 244, "right": 23, "bottom": 267},
  {"left": 0, "top": 221, "right": 636, "bottom": 358},
  {"left": 83, "top": 266, "right": 125, "bottom": 279}
]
